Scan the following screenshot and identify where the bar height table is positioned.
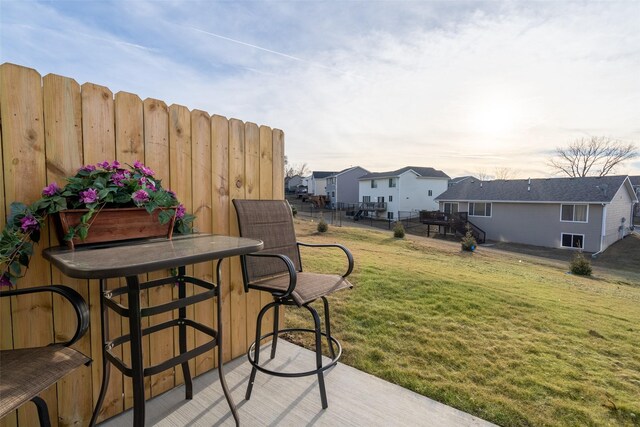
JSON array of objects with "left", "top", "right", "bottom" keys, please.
[{"left": 43, "top": 234, "right": 263, "bottom": 427}]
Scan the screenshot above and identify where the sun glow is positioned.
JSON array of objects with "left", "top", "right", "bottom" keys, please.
[{"left": 470, "top": 100, "right": 520, "bottom": 135}]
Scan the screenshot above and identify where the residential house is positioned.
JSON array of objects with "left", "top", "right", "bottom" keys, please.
[
  {"left": 434, "top": 175, "right": 638, "bottom": 253},
  {"left": 325, "top": 166, "right": 369, "bottom": 208},
  {"left": 358, "top": 166, "right": 450, "bottom": 220},
  {"left": 285, "top": 174, "right": 307, "bottom": 192},
  {"left": 308, "top": 171, "right": 336, "bottom": 196},
  {"left": 630, "top": 176, "right": 640, "bottom": 220},
  {"left": 448, "top": 176, "right": 478, "bottom": 187}
]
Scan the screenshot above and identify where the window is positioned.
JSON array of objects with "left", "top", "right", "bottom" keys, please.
[
  {"left": 377, "top": 196, "right": 385, "bottom": 203},
  {"left": 363, "top": 196, "right": 371, "bottom": 203},
  {"left": 387, "top": 212, "right": 394, "bottom": 220},
  {"left": 443, "top": 202, "right": 459, "bottom": 214},
  {"left": 428, "top": 190, "right": 433, "bottom": 196},
  {"left": 561, "top": 233, "right": 584, "bottom": 249},
  {"left": 389, "top": 195, "right": 393, "bottom": 202},
  {"left": 561, "top": 204, "right": 588, "bottom": 222},
  {"left": 389, "top": 178, "right": 396, "bottom": 188},
  {"left": 469, "top": 202, "right": 491, "bottom": 217},
  {"left": 371, "top": 180, "right": 377, "bottom": 188},
  {"left": 331, "top": 191, "right": 335, "bottom": 197}
]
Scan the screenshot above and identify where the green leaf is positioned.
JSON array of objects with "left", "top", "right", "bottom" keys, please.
[
  {"left": 78, "top": 225, "right": 89, "bottom": 241},
  {"left": 158, "top": 209, "right": 174, "bottom": 225}
]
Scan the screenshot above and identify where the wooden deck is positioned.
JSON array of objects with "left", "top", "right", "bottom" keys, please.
[{"left": 100, "top": 340, "right": 494, "bottom": 426}]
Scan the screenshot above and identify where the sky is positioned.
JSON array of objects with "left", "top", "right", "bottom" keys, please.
[{"left": 1, "top": 0, "right": 639, "bottom": 179}]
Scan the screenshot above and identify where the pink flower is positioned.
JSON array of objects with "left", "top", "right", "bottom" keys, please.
[
  {"left": 0, "top": 274, "right": 11, "bottom": 287},
  {"left": 80, "top": 164, "right": 96, "bottom": 173},
  {"left": 133, "top": 160, "right": 144, "bottom": 169},
  {"left": 80, "top": 188, "right": 99, "bottom": 204},
  {"left": 141, "top": 166, "right": 155, "bottom": 176},
  {"left": 97, "top": 161, "right": 110, "bottom": 169},
  {"left": 111, "top": 160, "right": 121, "bottom": 169},
  {"left": 20, "top": 215, "right": 39, "bottom": 233},
  {"left": 176, "top": 204, "right": 186, "bottom": 219},
  {"left": 132, "top": 189, "right": 149, "bottom": 204},
  {"left": 111, "top": 171, "right": 128, "bottom": 187},
  {"left": 42, "top": 182, "right": 60, "bottom": 197}
]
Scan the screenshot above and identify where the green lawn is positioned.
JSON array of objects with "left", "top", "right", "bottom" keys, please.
[{"left": 285, "top": 220, "right": 640, "bottom": 426}]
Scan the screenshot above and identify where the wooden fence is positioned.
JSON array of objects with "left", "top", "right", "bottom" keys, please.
[{"left": 0, "top": 63, "right": 284, "bottom": 426}]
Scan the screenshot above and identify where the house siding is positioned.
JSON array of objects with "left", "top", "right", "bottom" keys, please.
[
  {"left": 309, "top": 177, "right": 328, "bottom": 196},
  {"left": 603, "top": 184, "right": 635, "bottom": 250},
  {"left": 444, "top": 201, "right": 604, "bottom": 252},
  {"left": 326, "top": 167, "right": 368, "bottom": 207}
]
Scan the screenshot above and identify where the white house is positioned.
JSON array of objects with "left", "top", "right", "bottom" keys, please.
[
  {"left": 358, "top": 166, "right": 450, "bottom": 220},
  {"left": 308, "top": 171, "right": 336, "bottom": 196}
]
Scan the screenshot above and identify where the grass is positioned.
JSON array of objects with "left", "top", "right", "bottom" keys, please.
[{"left": 285, "top": 220, "right": 640, "bottom": 426}]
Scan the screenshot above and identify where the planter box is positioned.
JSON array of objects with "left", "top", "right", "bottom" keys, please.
[{"left": 57, "top": 207, "right": 175, "bottom": 249}]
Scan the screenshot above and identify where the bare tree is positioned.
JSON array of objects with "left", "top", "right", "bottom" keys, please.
[
  {"left": 285, "top": 160, "right": 309, "bottom": 179},
  {"left": 494, "top": 167, "right": 515, "bottom": 180},
  {"left": 476, "top": 168, "right": 492, "bottom": 181},
  {"left": 548, "top": 137, "right": 638, "bottom": 177}
]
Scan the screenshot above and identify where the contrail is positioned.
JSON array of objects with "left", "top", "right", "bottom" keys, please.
[{"left": 188, "top": 26, "right": 362, "bottom": 78}]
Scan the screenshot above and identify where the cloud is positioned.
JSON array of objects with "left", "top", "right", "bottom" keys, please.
[{"left": 1, "top": 0, "right": 639, "bottom": 179}]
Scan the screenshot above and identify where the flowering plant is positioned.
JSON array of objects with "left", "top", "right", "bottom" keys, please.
[{"left": 0, "top": 161, "right": 195, "bottom": 286}]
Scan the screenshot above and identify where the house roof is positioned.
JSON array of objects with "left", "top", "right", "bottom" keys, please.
[
  {"left": 435, "top": 175, "right": 635, "bottom": 203},
  {"left": 327, "top": 166, "right": 369, "bottom": 178},
  {"left": 629, "top": 175, "right": 640, "bottom": 186},
  {"left": 311, "top": 171, "right": 337, "bottom": 179},
  {"left": 359, "top": 166, "right": 449, "bottom": 180},
  {"left": 449, "top": 176, "right": 478, "bottom": 185}
]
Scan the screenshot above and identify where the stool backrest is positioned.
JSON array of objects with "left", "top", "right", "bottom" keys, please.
[{"left": 233, "top": 199, "right": 302, "bottom": 283}]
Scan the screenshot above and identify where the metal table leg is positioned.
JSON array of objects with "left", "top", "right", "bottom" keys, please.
[
  {"left": 89, "top": 279, "right": 111, "bottom": 427},
  {"left": 126, "top": 275, "right": 146, "bottom": 427}
]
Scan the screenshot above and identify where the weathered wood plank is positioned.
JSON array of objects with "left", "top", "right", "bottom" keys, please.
[
  {"left": 81, "top": 81, "right": 124, "bottom": 422},
  {"left": 244, "top": 122, "right": 261, "bottom": 345},
  {"left": 114, "top": 91, "right": 152, "bottom": 410},
  {"left": 143, "top": 98, "right": 176, "bottom": 397},
  {"left": 0, "top": 63, "right": 55, "bottom": 427},
  {"left": 190, "top": 109, "right": 215, "bottom": 375},
  {"left": 258, "top": 125, "right": 275, "bottom": 339},
  {"left": 272, "top": 129, "right": 286, "bottom": 330},
  {"left": 168, "top": 103, "right": 195, "bottom": 386},
  {"left": 211, "top": 114, "right": 232, "bottom": 363},
  {"left": 228, "top": 118, "right": 247, "bottom": 359},
  {"left": 43, "top": 72, "right": 93, "bottom": 427}
]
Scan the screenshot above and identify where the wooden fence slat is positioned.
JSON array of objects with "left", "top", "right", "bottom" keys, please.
[
  {"left": 168, "top": 104, "right": 195, "bottom": 386},
  {"left": 143, "top": 98, "right": 176, "bottom": 397},
  {"left": 211, "top": 114, "right": 232, "bottom": 363},
  {"left": 0, "top": 63, "right": 55, "bottom": 427},
  {"left": 43, "top": 73, "right": 93, "bottom": 427},
  {"left": 228, "top": 118, "right": 247, "bottom": 359},
  {"left": 114, "top": 91, "right": 151, "bottom": 410},
  {"left": 258, "top": 125, "right": 275, "bottom": 338},
  {"left": 272, "top": 129, "right": 286, "bottom": 330},
  {"left": 81, "top": 82, "right": 124, "bottom": 422},
  {"left": 190, "top": 109, "right": 215, "bottom": 375},
  {"left": 244, "top": 122, "right": 261, "bottom": 345}
]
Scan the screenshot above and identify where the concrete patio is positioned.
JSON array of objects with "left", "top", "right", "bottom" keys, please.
[{"left": 100, "top": 340, "right": 494, "bottom": 426}]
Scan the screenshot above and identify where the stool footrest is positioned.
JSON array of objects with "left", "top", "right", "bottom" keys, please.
[{"left": 247, "top": 328, "right": 341, "bottom": 378}]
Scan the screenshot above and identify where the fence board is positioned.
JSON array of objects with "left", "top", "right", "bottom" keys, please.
[
  {"left": 258, "top": 126, "right": 275, "bottom": 335},
  {"left": 190, "top": 109, "right": 216, "bottom": 375},
  {"left": 0, "top": 63, "right": 284, "bottom": 425},
  {"left": 244, "top": 122, "right": 261, "bottom": 344},
  {"left": 0, "top": 68, "right": 16, "bottom": 427},
  {"left": 211, "top": 114, "right": 232, "bottom": 363},
  {"left": 43, "top": 73, "right": 93, "bottom": 427},
  {"left": 114, "top": 91, "right": 152, "bottom": 410},
  {"left": 228, "top": 118, "right": 247, "bottom": 358},
  {"left": 168, "top": 104, "right": 196, "bottom": 386},
  {"left": 143, "top": 98, "right": 176, "bottom": 397},
  {"left": 81, "top": 82, "right": 125, "bottom": 422},
  {"left": 0, "top": 63, "right": 55, "bottom": 427}
]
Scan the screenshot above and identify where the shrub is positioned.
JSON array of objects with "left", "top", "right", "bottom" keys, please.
[
  {"left": 317, "top": 218, "right": 328, "bottom": 233},
  {"left": 393, "top": 222, "right": 405, "bottom": 238},
  {"left": 461, "top": 223, "right": 477, "bottom": 252},
  {"left": 291, "top": 205, "right": 298, "bottom": 217},
  {"left": 570, "top": 251, "right": 592, "bottom": 276}
]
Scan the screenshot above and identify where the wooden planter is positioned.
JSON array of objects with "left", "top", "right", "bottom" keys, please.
[{"left": 57, "top": 207, "right": 176, "bottom": 249}]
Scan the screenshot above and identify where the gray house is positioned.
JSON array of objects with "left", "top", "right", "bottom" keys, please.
[
  {"left": 308, "top": 171, "right": 336, "bottom": 196},
  {"left": 631, "top": 176, "right": 640, "bottom": 220},
  {"left": 326, "top": 166, "right": 369, "bottom": 208},
  {"left": 435, "top": 175, "right": 638, "bottom": 253}
]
